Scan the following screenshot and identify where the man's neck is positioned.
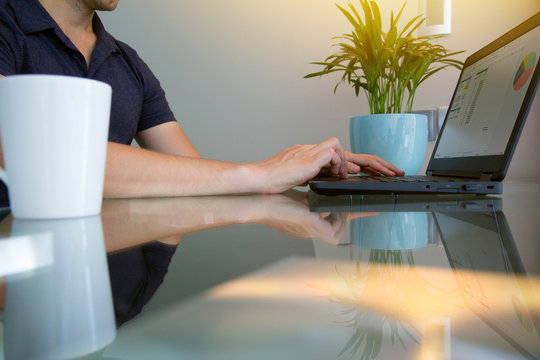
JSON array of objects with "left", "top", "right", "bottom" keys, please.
[
  {"left": 39, "top": 0, "right": 95, "bottom": 36},
  {"left": 39, "top": 0, "right": 97, "bottom": 67}
]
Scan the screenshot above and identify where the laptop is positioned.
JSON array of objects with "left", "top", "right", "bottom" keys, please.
[{"left": 309, "top": 12, "right": 540, "bottom": 195}]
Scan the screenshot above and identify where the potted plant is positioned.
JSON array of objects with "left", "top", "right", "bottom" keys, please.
[{"left": 305, "top": 0, "right": 464, "bottom": 174}]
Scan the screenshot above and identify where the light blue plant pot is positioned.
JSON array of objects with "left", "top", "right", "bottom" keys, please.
[{"left": 350, "top": 114, "right": 428, "bottom": 175}]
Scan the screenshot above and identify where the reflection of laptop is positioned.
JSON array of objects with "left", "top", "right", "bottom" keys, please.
[
  {"left": 310, "top": 12, "right": 540, "bottom": 195},
  {"left": 311, "top": 193, "right": 540, "bottom": 357},
  {"left": 435, "top": 210, "right": 540, "bottom": 358},
  {"left": 307, "top": 191, "right": 501, "bottom": 213}
]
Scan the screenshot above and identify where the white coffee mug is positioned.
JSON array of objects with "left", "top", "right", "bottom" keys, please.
[
  {"left": 4, "top": 216, "right": 117, "bottom": 359},
  {"left": 0, "top": 74, "right": 111, "bottom": 219}
]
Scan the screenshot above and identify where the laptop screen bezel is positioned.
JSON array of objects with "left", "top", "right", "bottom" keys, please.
[{"left": 427, "top": 12, "right": 540, "bottom": 180}]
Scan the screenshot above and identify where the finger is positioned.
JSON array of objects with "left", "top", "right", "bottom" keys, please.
[
  {"left": 311, "top": 147, "right": 340, "bottom": 176},
  {"left": 335, "top": 144, "right": 349, "bottom": 178},
  {"left": 316, "top": 212, "right": 348, "bottom": 245},
  {"left": 360, "top": 166, "right": 382, "bottom": 176},
  {"left": 366, "top": 155, "right": 404, "bottom": 176},
  {"left": 327, "top": 212, "right": 348, "bottom": 239},
  {"left": 349, "top": 165, "right": 361, "bottom": 174},
  {"left": 317, "top": 138, "right": 348, "bottom": 178},
  {"left": 307, "top": 148, "right": 340, "bottom": 180},
  {"left": 347, "top": 212, "right": 381, "bottom": 220},
  {"left": 365, "top": 161, "right": 396, "bottom": 176},
  {"left": 347, "top": 152, "right": 404, "bottom": 176},
  {"left": 309, "top": 216, "right": 342, "bottom": 245},
  {"left": 348, "top": 162, "right": 361, "bottom": 174},
  {"left": 367, "top": 158, "right": 404, "bottom": 176},
  {"left": 329, "top": 149, "right": 343, "bottom": 176}
]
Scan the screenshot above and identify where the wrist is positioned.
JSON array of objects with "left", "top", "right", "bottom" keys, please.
[{"left": 240, "top": 162, "right": 268, "bottom": 194}]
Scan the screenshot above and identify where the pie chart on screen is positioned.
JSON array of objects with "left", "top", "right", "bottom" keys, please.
[{"left": 513, "top": 52, "right": 536, "bottom": 91}]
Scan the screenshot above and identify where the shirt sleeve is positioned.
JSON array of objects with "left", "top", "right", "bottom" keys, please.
[{"left": 115, "top": 41, "right": 177, "bottom": 133}]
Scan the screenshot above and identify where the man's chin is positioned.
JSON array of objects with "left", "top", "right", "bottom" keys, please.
[{"left": 95, "top": 0, "right": 120, "bottom": 12}]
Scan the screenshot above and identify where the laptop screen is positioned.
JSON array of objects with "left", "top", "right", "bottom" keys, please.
[{"left": 428, "top": 13, "right": 540, "bottom": 179}]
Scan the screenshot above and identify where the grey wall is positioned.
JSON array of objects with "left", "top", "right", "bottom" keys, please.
[{"left": 100, "top": 0, "right": 540, "bottom": 180}]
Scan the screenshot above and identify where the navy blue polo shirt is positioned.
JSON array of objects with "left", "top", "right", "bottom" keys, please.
[{"left": 0, "top": 0, "right": 177, "bottom": 205}]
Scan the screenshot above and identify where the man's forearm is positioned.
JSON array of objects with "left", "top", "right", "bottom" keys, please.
[{"left": 104, "top": 142, "right": 263, "bottom": 198}]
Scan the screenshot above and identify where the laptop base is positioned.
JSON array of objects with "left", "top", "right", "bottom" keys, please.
[{"left": 309, "top": 175, "right": 502, "bottom": 195}]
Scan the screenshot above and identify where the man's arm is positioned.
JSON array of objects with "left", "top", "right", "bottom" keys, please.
[
  {"left": 135, "top": 121, "right": 201, "bottom": 158},
  {"left": 103, "top": 136, "right": 350, "bottom": 198}
]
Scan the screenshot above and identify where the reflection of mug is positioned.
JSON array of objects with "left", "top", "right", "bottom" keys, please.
[
  {"left": 0, "top": 75, "right": 111, "bottom": 219},
  {"left": 4, "top": 216, "right": 116, "bottom": 359},
  {"left": 351, "top": 212, "right": 429, "bottom": 250}
]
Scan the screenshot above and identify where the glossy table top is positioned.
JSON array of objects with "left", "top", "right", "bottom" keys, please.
[{"left": 0, "top": 181, "right": 539, "bottom": 360}]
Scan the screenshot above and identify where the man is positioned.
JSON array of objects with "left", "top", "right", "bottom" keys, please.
[{"left": 0, "top": 0, "right": 403, "bottom": 203}]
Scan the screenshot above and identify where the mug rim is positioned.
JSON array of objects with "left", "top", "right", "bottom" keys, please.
[{"left": 0, "top": 74, "right": 111, "bottom": 90}]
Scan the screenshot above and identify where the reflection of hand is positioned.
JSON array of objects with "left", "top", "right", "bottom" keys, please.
[
  {"left": 102, "top": 190, "right": 364, "bottom": 252},
  {"left": 244, "top": 192, "right": 349, "bottom": 245}
]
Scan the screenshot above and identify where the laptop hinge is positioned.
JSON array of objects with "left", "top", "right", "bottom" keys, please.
[{"left": 480, "top": 173, "right": 494, "bottom": 181}]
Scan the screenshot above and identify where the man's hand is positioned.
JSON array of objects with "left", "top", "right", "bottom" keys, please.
[
  {"left": 251, "top": 137, "right": 349, "bottom": 194},
  {"left": 251, "top": 137, "right": 404, "bottom": 194}
]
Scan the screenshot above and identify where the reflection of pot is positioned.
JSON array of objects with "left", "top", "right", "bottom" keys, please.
[
  {"left": 351, "top": 212, "right": 429, "bottom": 250},
  {"left": 5, "top": 216, "right": 116, "bottom": 359}
]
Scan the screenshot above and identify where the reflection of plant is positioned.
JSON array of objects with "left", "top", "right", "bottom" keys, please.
[
  {"left": 317, "top": 250, "right": 460, "bottom": 359},
  {"left": 336, "top": 295, "right": 419, "bottom": 359}
]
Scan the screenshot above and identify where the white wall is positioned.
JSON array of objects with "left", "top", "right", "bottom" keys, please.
[{"left": 100, "top": 0, "right": 540, "bottom": 179}]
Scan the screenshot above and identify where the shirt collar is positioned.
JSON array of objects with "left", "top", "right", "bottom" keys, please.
[
  {"left": 8, "top": 0, "right": 56, "bottom": 34},
  {"left": 8, "top": 0, "right": 119, "bottom": 54},
  {"left": 92, "top": 12, "right": 119, "bottom": 53}
]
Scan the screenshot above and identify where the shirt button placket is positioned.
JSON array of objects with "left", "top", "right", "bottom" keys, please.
[{"left": 72, "top": 52, "right": 87, "bottom": 74}]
